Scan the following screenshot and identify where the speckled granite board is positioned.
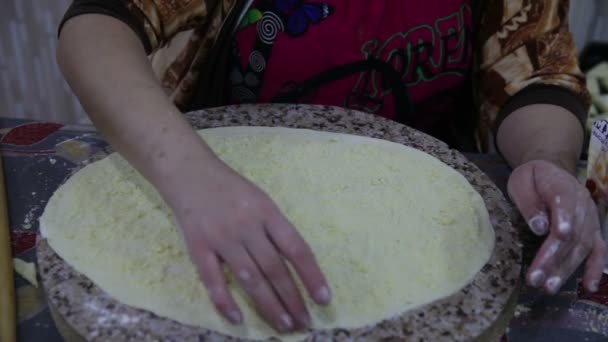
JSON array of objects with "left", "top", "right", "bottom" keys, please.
[{"left": 37, "top": 104, "right": 522, "bottom": 341}]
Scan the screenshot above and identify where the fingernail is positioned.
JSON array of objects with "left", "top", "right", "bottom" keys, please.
[
  {"left": 229, "top": 310, "right": 243, "bottom": 324},
  {"left": 315, "top": 286, "right": 331, "bottom": 304},
  {"left": 546, "top": 276, "right": 562, "bottom": 293},
  {"left": 529, "top": 270, "right": 545, "bottom": 287},
  {"left": 280, "top": 313, "right": 294, "bottom": 331},
  {"left": 590, "top": 280, "right": 600, "bottom": 293},
  {"left": 528, "top": 214, "right": 549, "bottom": 236}
]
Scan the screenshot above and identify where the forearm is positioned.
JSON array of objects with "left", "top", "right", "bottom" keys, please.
[
  {"left": 496, "top": 104, "right": 583, "bottom": 175},
  {"left": 58, "top": 14, "right": 217, "bottom": 201}
]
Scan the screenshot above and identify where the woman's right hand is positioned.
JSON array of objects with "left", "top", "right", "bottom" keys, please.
[
  {"left": 57, "top": 13, "right": 330, "bottom": 333},
  {"left": 168, "top": 156, "right": 331, "bottom": 333}
]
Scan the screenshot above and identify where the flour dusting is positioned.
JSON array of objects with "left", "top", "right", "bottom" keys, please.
[{"left": 85, "top": 300, "right": 141, "bottom": 327}]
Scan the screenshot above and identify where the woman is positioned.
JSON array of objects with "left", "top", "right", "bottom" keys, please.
[{"left": 57, "top": 0, "right": 605, "bottom": 333}]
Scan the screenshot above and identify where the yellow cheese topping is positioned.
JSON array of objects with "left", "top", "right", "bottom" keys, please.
[{"left": 40, "top": 127, "right": 494, "bottom": 341}]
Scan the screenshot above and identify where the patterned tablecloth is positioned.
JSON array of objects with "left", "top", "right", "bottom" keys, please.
[{"left": 3, "top": 118, "right": 608, "bottom": 342}]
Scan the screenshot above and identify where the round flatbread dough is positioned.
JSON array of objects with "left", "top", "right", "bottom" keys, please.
[{"left": 40, "top": 127, "right": 495, "bottom": 341}]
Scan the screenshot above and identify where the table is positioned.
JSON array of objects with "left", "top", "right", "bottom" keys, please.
[{"left": 3, "top": 117, "right": 608, "bottom": 342}]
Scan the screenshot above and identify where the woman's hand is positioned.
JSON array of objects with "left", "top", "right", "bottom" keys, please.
[
  {"left": 169, "top": 157, "right": 331, "bottom": 333},
  {"left": 508, "top": 160, "right": 607, "bottom": 294},
  {"left": 58, "top": 13, "right": 329, "bottom": 333}
]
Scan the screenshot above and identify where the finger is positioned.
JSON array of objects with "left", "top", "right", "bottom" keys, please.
[
  {"left": 549, "top": 202, "right": 577, "bottom": 242},
  {"left": 527, "top": 235, "right": 573, "bottom": 288},
  {"left": 507, "top": 165, "right": 549, "bottom": 235},
  {"left": 221, "top": 244, "right": 295, "bottom": 333},
  {"left": 532, "top": 165, "right": 581, "bottom": 242},
  {"left": 540, "top": 197, "right": 600, "bottom": 294},
  {"left": 187, "top": 243, "right": 243, "bottom": 324},
  {"left": 543, "top": 243, "right": 590, "bottom": 294},
  {"left": 245, "top": 234, "right": 310, "bottom": 328},
  {"left": 583, "top": 231, "right": 607, "bottom": 293},
  {"left": 266, "top": 212, "right": 332, "bottom": 305}
]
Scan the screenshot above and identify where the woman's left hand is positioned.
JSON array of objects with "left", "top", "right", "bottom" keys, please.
[{"left": 508, "top": 160, "right": 607, "bottom": 294}]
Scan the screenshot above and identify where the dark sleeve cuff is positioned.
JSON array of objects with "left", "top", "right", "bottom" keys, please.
[
  {"left": 58, "top": 0, "right": 152, "bottom": 54},
  {"left": 494, "top": 84, "right": 589, "bottom": 136}
]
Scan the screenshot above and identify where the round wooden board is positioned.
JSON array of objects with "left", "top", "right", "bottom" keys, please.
[{"left": 37, "top": 104, "right": 522, "bottom": 341}]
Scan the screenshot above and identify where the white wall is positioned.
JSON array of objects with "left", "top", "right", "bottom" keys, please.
[
  {"left": 0, "top": 0, "right": 88, "bottom": 124},
  {"left": 570, "top": 0, "right": 608, "bottom": 51}
]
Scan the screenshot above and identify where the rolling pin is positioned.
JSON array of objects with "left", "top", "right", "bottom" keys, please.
[{"left": 0, "top": 156, "right": 16, "bottom": 342}]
